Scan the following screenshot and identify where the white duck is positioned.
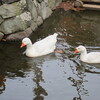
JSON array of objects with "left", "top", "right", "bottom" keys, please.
[
  {"left": 74, "top": 45, "right": 100, "bottom": 63},
  {"left": 20, "top": 33, "right": 58, "bottom": 57}
]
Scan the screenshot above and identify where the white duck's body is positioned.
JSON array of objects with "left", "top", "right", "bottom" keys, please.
[
  {"left": 21, "top": 33, "right": 58, "bottom": 57},
  {"left": 74, "top": 45, "right": 100, "bottom": 63}
]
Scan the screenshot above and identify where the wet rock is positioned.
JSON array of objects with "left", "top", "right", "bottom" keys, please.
[
  {"left": 40, "top": 1, "right": 52, "bottom": 20},
  {"left": 6, "top": 27, "right": 32, "bottom": 41},
  {"left": 0, "top": 2, "right": 23, "bottom": 19},
  {"left": 0, "top": 32, "right": 4, "bottom": 41}
]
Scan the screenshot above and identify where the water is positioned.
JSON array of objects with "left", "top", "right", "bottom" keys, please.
[{"left": 0, "top": 9, "right": 100, "bottom": 100}]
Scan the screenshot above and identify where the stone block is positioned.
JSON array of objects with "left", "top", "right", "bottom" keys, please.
[
  {"left": 0, "top": 2, "right": 23, "bottom": 18},
  {"left": 0, "top": 17, "right": 30, "bottom": 34},
  {"left": 40, "top": 1, "right": 52, "bottom": 20},
  {"left": 0, "top": 32, "right": 4, "bottom": 40}
]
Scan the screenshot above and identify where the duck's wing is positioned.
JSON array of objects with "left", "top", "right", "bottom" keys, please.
[
  {"left": 37, "top": 33, "right": 58, "bottom": 44},
  {"left": 88, "top": 52, "right": 100, "bottom": 58},
  {"left": 33, "top": 33, "right": 58, "bottom": 53},
  {"left": 87, "top": 52, "right": 100, "bottom": 63}
]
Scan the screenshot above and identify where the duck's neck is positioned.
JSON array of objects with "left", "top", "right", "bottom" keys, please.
[
  {"left": 26, "top": 42, "right": 32, "bottom": 49},
  {"left": 80, "top": 50, "right": 87, "bottom": 61}
]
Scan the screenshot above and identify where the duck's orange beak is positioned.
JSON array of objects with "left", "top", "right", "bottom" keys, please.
[
  {"left": 20, "top": 43, "right": 25, "bottom": 48},
  {"left": 74, "top": 49, "right": 78, "bottom": 53}
]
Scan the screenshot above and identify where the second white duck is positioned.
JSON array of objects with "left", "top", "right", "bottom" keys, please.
[
  {"left": 74, "top": 45, "right": 100, "bottom": 63},
  {"left": 20, "top": 33, "right": 58, "bottom": 57}
]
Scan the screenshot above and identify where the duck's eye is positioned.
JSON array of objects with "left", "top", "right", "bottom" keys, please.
[{"left": 78, "top": 48, "right": 80, "bottom": 50}]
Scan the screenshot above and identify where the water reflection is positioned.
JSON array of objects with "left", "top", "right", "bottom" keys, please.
[
  {"left": 25, "top": 54, "right": 56, "bottom": 100},
  {"left": 32, "top": 64, "right": 48, "bottom": 100},
  {"left": 67, "top": 58, "right": 87, "bottom": 100},
  {"left": 68, "top": 54, "right": 100, "bottom": 100},
  {"left": 33, "top": 65, "right": 48, "bottom": 100}
]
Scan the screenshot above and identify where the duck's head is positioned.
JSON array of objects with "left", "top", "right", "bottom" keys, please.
[
  {"left": 74, "top": 45, "right": 86, "bottom": 53},
  {"left": 20, "top": 38, "right": 32, "bottom": 48}
]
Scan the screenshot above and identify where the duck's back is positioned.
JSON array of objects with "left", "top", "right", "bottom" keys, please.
[
  {"left": 37, "top": 33, "right": 58, "bottom": 44},
  {"left": 32, "top": 33, "right": 58, "bottom": 55},
  {"left": 86, "top": 52, "right": 100, "bottom": 63}
]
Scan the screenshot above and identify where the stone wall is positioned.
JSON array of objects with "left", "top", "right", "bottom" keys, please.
[{"left": 0, "top": 0, "right": 62, "bottom": 41}]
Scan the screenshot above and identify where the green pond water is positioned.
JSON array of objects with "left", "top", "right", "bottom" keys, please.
[{"left": 0, "top": 9, "right": 100, "bottom": 100}]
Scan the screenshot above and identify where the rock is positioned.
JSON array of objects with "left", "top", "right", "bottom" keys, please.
[
  {"left": 0, "top": 2, "right": 23, "bottom": 19},
  {"left": 26, "top": 0, "right": 38, "bottom": 21},
  {"left": 18, "top": 0, "right": 26, "bottom": 10},
  {"left": 46, "top": 0, "right": 62, "bottom": 9},
  {"left": 0, "top": 0, "right": 63, "bottom": 41},
  {"left": 0, "top": 16, "right": 30, "bottom": 34},
  {"left": 1, "top": 0, "right": 20, "bottom": 4},
  {"left": 19, "top": 0, "right": 26, "bottom": 5},
  {"left": 34, "top": 0, "right": 38, "bottom": 7},
  {"left": 36, "top": 16, "right": 43, "bottom": 26},
  {"left": 73, "top": 0, "right": 83, "bottom": 7},
  {"left": 37, "top": 0, "right": 43, "bottom": 3},
  {"left": 30, "top": 20, "right": 38, "bottom": 31},
  {"left": 44, "top": 0, "right": 48, "bottom": 4},
  {"left": 40, "top": 1, "right": 52, "bottom": 20},
  {"left": 16, "top": 11, "right": 32, "bottom": 22},
  {"left": 0, "top": 16, "right": 4, "bottom": 24},
  {"left": 6, "top": 27, "right": 32, "bottom": 41},
  {"left": 0, "top": 32, "right": 4, "bottom": 41},
  {"left": 55, "top": 0, "right": 62, "bottom": 6},
  {"left": 47, "top": 0, "right": 55, "bottom": 9}
]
